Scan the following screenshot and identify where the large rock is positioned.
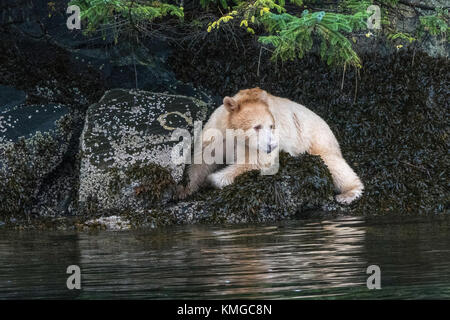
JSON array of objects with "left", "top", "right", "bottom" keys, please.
[
  {"left": 122, "top": 152, "right": 339, "bottom": 229},
  {"left": 0, "top": 101, "right": 74, "bottom": 214},
  {"left": 78, "top": 89, "right": 210, "bottom": 213}
]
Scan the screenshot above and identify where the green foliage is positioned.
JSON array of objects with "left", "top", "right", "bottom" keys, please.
[
  {"left": 259, "top": 10, "right": 368, "bottom": 67},
  {"left": 387, "top": 32, "right": 415, "bottom": 45},
  {"left": 69, "top": 0, "right": 184, "bottom": 34},
  {"left": 419, "top": 8, "right": 449, "bottom": 41},
  {"left": 69, "top": 0, "right": 449, "bottom": 69},
  {"left": 340, "top": 0, "right": 372, "bottom": 13},
  {"left": 206, "top": 0, "right": 367, "bottom": 67}
]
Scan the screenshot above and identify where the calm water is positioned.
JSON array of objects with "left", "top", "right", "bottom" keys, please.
[{"left": 0, "top": 216, "right": 449, "bottom": 299}]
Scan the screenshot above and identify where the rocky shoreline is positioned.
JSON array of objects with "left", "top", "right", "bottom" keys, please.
[
  {"left": 0, "top": 1, "right": 448, "bottom": 230},
  {"left": 0, "top": 86, "right": 346, "bottom": 230}
]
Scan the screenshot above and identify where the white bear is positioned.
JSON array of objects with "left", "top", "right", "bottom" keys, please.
[{"left": 177, "top": 88, "right": 364, "bottom": 204}]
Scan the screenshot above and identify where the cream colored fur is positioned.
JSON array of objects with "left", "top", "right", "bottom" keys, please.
[{"left": 178, "top": 88, "right": 364, "bottom": 204}]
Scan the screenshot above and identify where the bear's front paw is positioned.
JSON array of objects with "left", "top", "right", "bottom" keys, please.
[
  {"left": 336, "top": 189, "right": 363, "bottom": 205},
  {"left": 207, "top": 172, "right": 233, "bottom": 189}
]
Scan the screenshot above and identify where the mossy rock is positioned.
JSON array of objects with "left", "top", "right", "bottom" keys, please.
[
  {"left": 198, "top": 152, "right": 337, "bottom": 223},
  {"left": 0, "top": 102, "right": 73, "bottom": 215},
  {"left": 131, "top": 152, "right": 338, "bottom": 228},
  {"left": 78, "top": 89, "right": 210, "bottom": 214}
]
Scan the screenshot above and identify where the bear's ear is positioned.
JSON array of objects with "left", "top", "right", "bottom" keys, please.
[
  {"left": 224, "top": 96, "right": 239, "bottom": 112},
  {"left": 259, "top": 90, "right": 268, "bottom": 103}
]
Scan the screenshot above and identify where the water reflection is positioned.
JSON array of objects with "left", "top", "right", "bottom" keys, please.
[
  {"left": 0, "top": 216, "right": 449, "bottom": 299},
  {"left": 0, "top": 232, "right": 81, "bottom": 299}
]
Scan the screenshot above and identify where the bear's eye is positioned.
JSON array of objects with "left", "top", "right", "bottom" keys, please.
[
  {"left": 270, "top": 125, "right": 275, "bottom": 129},
  {"left": 254, "top": 125, "right": 262, "bottom": 131}
]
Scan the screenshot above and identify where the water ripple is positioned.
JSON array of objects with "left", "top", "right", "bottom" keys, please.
[{"left": 0, "top": 216, "right": 449, "bottom": 299}]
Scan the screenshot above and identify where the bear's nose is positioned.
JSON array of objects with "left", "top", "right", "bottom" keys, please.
[{"left": 267, "top": 143, "right": 277, "bottom": 153}]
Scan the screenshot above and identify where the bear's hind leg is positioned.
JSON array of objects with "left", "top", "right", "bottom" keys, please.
[
  {"left": 177, "top": 163, "right": 218, "bottom": 199},
  {"left": 320, "top": 154, "right": 364, "bottom": 204}
]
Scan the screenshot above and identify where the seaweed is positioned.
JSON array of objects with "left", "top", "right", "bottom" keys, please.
[
  {"left": 122, "top": 163, "right": 176, "bottom": 204},
  {"left": 187, "top": 152, "right": 336, "bottom": 223}
]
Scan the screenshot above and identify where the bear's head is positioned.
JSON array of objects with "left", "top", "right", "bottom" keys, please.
[{"left": 223, "top": 88, "right": 278, "bottom": 154}]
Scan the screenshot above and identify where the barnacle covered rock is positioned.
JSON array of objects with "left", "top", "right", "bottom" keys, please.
[
  {"left": 78, "top": 89, "right": 210, "bottom": 214},
  {"left": 0, "top": 101, "right": 73, "bottom": 215}
]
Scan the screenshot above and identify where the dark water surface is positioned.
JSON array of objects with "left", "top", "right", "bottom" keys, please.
[{"left": 0, "top": 216, "right": 449, "bottom": 299}]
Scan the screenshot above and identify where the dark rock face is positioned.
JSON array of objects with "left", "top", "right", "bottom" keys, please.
[
  {"left": 0, "top": 103, "right": 69, "bottom": 142},
  {"left": 0, "top": 0, "right": 205, "bottom": 99},
  {"left": 68, "top": 40, "right": 178, "bottom": 93},
  {"left": 0, "top": 102, "right": 74, "bottom": 215},
  {"left": 78, "top": 89, "right": 210, "bottom": 214},
  {"left": 387, "top": 1, "right": 449, "bottom": 58},
  {"left": 0, "top": 86, "right": 26, "bottom": 109}
]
